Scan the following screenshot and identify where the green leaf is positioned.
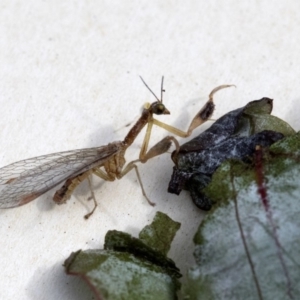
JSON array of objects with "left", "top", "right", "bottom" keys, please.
[
  {"left": 139, "top": 211, "right": 181, "bottom": 255},
  {"left": 185, "top": 133, "right": 300, "bottom": 300},
  {"left": 64, "top": 212, "right": 181, "bottom": 300},
  {"left": 238, "top": 98, "right": 295, "bottom": 136},
  {"left": 248, "top": 114, "right": 296, "bottom": 136}
]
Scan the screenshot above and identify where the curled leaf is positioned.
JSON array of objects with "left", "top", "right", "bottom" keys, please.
[{"left": 169, "top": 97, "right": 295, "bottom": 211}]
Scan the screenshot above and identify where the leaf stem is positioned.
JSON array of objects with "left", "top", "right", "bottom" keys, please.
[{"left": 230, "top": 169, "right": 264, "bottom": 300}]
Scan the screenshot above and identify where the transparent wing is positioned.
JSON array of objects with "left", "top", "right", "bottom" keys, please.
[{"left": 0, "top": 142, "right": 121, "bottom": 208}]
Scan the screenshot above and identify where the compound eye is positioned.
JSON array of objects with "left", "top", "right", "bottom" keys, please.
[{"left": 155, "top": 103, "right": 165, "bottom": 115}]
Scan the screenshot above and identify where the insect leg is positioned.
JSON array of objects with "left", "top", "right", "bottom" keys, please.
[
  {"left": 92, "top": 168, "right": 116, "bottom": 181},
  {"left": 139, "top": 120, "right": 154, "bottom": 161},
  {"left": 150, "top": 84, "right": 235, "bottom": 139},
  {"left": 84, "top": 176, "right": 97, "bottom": 219},
  {"left": 137, "top": 85, "right": 233, "bottom": 162},
  {"left": 138, "top": 119, "right": 180, "bottom": 162},
  {"left": 115, "top": 160, "right": 155, "bottom": 206},
  {"left": 186, "top": 84, "right": 235, "bottom": 135},
  {"left": 140, "top": 136, "right": 180, "bottom": 163},
  {"left": 117, "top": 136, "right": 179, "bottom": 206}
]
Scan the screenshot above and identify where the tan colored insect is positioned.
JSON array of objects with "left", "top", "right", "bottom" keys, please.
[{"left": 0, "top": 77, "right": 232, "bottom": 218}]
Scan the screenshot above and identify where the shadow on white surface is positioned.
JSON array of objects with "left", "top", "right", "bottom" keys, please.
[{"left": 27, "top": 261, "right": 96, "bottom": 300}]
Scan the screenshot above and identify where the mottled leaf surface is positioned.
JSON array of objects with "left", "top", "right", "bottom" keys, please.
[
  {"left": 65, "top": 212, "right": 181, "bottom": 300},
  {"left": 139, "top": 211, "right": 181, "bottom": 255},
  {"left": 185, "top": 133, "right": 300, "bottom": 300}
]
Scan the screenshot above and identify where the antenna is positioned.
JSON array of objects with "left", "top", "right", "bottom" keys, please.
[
  {"left": 161, "top": 76, "right": 165, "bottom": 103},
  {"left": 139, "top": 76, "right": 161, "bottom": 102}
]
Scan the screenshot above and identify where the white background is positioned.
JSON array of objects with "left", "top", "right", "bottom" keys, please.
[{"left": 1, "top": 1, "right": 300, "bottom": 299}]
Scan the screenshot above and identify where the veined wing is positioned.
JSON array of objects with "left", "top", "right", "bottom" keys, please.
[{"left": 0, "top": 142, "right": 121, "bottom": 208}]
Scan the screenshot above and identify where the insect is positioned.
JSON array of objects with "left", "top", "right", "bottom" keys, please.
[
  {"left": 0, "top": 77, "right": 232, "bottom": 218},
  {"left": 167, "top": 97, "right": 286, "bottom": 210}
]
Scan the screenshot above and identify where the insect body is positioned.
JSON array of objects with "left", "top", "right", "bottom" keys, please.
[
  {"left": 168, "top": 97, "right": 286, "bottom": 210},
  {"left": 0, "top": 78, "right": 231, "bottom": 218}
]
